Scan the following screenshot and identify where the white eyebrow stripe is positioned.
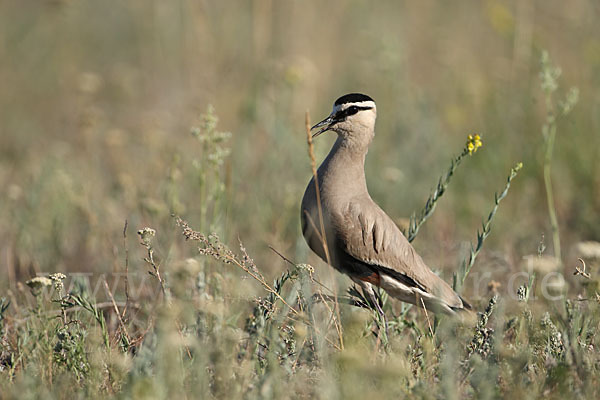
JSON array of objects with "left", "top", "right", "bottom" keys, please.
[{"left": 333, "top": 100, "right": 376, "bottom": 113}]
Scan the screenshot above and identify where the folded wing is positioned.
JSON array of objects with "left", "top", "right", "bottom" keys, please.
[{"left": 337, "top": 198, "right": 468, "bottom": 313}]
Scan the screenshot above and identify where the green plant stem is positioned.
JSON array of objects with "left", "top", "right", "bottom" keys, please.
[
  {"left": 453, "top": 163, "right": 522, "bottom": 293},
  {"left": 407, "top": 147, "right": 469, "bottom": 243},
  {"left": 66, "top": 294, "right": 110, "bottom": 351},
  {"left": 543, "top": 120, "right": 561, "bottom": 262}
]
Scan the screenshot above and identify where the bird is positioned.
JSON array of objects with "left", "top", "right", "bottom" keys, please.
[{"left": 301, "top": 93, "right": 472, "bottom": 318}]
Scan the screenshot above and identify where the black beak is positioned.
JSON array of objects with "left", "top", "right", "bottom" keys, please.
[{"left": 310, "top": 115, "right": 335, "bottom": 138}]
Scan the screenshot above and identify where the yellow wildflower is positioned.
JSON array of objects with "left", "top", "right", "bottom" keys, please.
[{"left": 466, "top": 133, "right": 483, "bottom": 155}]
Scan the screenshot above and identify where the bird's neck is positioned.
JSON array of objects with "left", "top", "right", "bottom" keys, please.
[{"left": 318, "top": 137, "right": 369, "bottom": 198}]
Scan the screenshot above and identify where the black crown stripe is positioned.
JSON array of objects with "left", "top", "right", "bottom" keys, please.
[{"left": 334, "top": 93, "right": 374, "bottom": 106}]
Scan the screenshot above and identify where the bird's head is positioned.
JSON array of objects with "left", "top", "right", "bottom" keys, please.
[{"left": 311, "top": 93, "right": 377, "bottom": 146}]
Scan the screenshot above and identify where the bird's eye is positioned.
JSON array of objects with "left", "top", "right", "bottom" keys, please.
[{"left": 347, "top": 106, "right": 359, "bottom": 116}]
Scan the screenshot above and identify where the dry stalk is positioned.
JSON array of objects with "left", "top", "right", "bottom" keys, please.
[
  {"left": 102, "top": 278, "right": 130, "bottom": 344},
  {"left": 305, "top": 110, "right": 344, "bottom": 350},
  {"left": 137, "top": 227, "right": 192, "bottom": 359},
  {"left": 176, "top": 217, "right": 342, "bottom": 350},
  {"left": 122, "top": 219, "right": 130, "bottom": 320},
  {"left": 176, "top": 217, "right": 298, "bottom": 316},
  {"left": 420, "top": 297, "right": 434, "bottom": 339},
  {"left": 574, "top": 258, "right": 591, "bottom": 279},
  {"left": 269, "top": 245, "right": 344, "bottom": 349},
  {"left": 305, "top": 112, "right": 331, "bottom": 268}
]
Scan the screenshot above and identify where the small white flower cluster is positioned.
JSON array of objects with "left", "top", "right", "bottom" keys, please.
[
  {"left": 49, "top": 273, "right": 67, "bottom": 297},
  {"left": 25, "top": 276, "right": 53, "bottom": 290},
  {"left": 25, "top": 273, "right": 67, "bottom": 297},
  {"left": 137, "top": 227, "right": 156, "bottom": 247}
]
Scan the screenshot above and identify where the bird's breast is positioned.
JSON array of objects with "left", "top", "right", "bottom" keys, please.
[{"left": 300, "top": 176, "right": 345, "bottom": 267}]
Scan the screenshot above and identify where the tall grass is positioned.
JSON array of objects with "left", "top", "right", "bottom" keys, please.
[
  {"left": 539, "top": 51, "right": 579, "bottom": 263},
  {"left": 1, "top": 1, "right": 599, "bottom": 398},
  {"left": 2, "top": 100, "right": 599, "bottom": 399}
]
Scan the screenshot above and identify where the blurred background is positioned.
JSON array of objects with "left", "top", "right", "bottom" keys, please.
[{"left": 1, "top": 0, "right": 599, "bottom": 305}]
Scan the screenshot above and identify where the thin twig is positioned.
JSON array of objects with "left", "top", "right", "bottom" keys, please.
[
  {"left": 147, "top": 249, "right": 167, "bottom": 297},
  {"left": 176, "top": 217, "right": 342, "bottom": 351},
  {"left": 177, "top": 217, "right": 298, "bottom": 316},
  {"left": 227, "top": 253, "right": 299, "bottom": 314},
  {"left": 305, "top": 111, "right": 332, "bottom": 269},
  {"left": 122, "top": 219, "right": 130, "bottom": 320},
  {"left": 269, "top": 245, "right": 336, "bottom": 295},
  {"left": 305, "top": 111, "right": 344, "bottom": 350},
  {"left": 268, "top": 245, "right": 296, "bottom": 266},
  {"left": 574, "top": 258, "right": 591, "bottom": 279},
  {"left": 137, "top": 227, "right": 191, "bottom": 359},
  {"left": 103, "top": 278, "right": 130, "bottom": 344},
  {"left": 420, "top": 297, "right": 434, "bottom": 338}
]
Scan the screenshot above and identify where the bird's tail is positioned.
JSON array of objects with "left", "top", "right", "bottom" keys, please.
[
  {"left": 376, "top": 268, "right": 476, "bottom": 320},
  {"left": 456, "top": 294, "right": 473, "bottom": 311},
  {"left": 420, "top": 293, "right": 474, "bottom": 317},
  {"left": 446, "top": 295, "right": 477, "bottom": 324}
]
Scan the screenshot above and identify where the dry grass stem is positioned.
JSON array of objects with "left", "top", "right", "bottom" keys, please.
[
  {"left": 176, "top": 216, "right": 298, "bottom": 316},
  {"left": 420, "top": 297, "right": 434, "bottom": 338},
  {"left": 304, "top": 110, "right": 344, "bottom": 350},
  {"left": 122, "top": 219, "right": 130, "bottom": 320},
  {"left": 102, "top": 278, "right": 130, "bottom": 344},
  {"left": 574, "top": 258, "right": 591, "bottom": 279}
]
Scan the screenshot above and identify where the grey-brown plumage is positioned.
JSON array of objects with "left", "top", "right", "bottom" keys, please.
[{"left": 301, "top": 93, "right": 471, "bottom": 315}]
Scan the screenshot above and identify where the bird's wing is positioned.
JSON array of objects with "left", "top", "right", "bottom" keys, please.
[{"left": 336, "top": 198, "right": 464, "bottom": 310}]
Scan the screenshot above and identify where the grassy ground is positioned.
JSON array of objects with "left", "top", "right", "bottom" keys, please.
[{"left": 1, "top": 1, "right": 600, "bottom": 398}]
